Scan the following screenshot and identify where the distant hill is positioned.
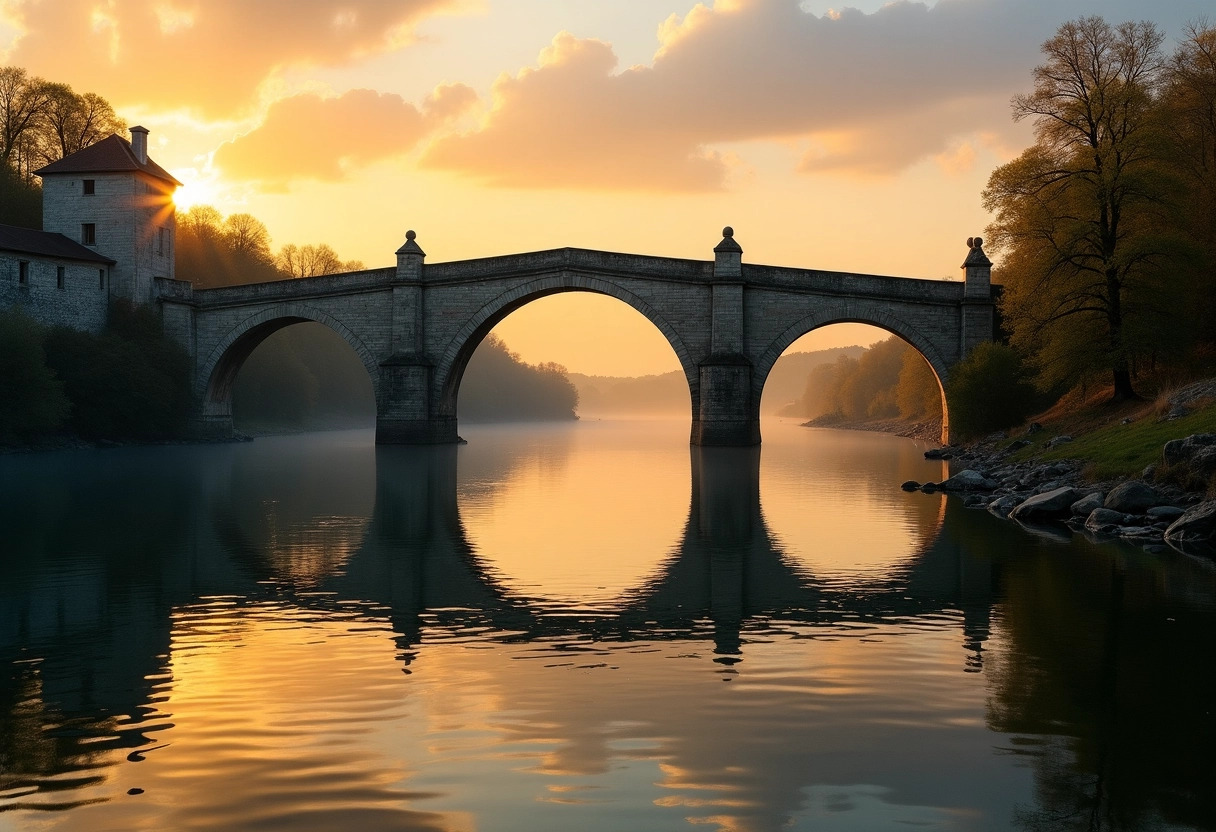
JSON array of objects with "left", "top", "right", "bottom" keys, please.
[{"left": 569, "top": 346, "right": 864, "bottom": 418}]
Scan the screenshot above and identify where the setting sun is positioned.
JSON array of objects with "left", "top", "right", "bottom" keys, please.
[{"left": 171, "top": 173, "right": 219, "bottom": 212}]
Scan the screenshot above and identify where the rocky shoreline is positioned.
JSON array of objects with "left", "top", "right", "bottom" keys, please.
[{"left": 903, "top": 431, "right": 1216, "bottom": 560}]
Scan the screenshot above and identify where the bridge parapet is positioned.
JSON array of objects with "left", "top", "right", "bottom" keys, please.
[{"left": 423, "top": 247, "right": 714, "bottom": 284}]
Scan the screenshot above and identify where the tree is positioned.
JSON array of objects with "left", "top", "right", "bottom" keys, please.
[
  {"left": 1161, "top": 21, "right": 1216, "bottom": 344},
  {"left": 983, "top": 17, "right": 1178, "bottom": 401},
  {"left": 36, "top": 84, "right": 125, "bottom": 163},
  {"left": 896, "top": 349, "right": 941, "bottom": 420},
  {"left": 0, "top": 310, "right": 69, "bottom": 440},
  {"left": 223, "top": 213, "right": 273, "bottom": 263},
  {"left": 277, "top": 243, "right": 345, "bottom": 278},
  {"left": 0, "top": 66, "right": 51, "bottom": 176},
  {"left": 946, "top": 342, "right": 1039, "bottom": 439}
]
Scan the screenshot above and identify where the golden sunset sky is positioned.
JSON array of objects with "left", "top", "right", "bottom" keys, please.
[{"left": 2, "top": 0, "right": 1207, "bottom": 374}]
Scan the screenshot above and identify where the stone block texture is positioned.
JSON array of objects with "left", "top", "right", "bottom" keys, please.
[{"left": 173, "top": 238, "right": 994, "bottom": 446}]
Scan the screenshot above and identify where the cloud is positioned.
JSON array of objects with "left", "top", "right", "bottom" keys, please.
[
  {"left": 424, "top": 33, "right": 731, "bottom": 191},
  {"left": 3, "top": 0, "right": 458, "bottom": 117},
  {"left": 422, "top": 0, "right": 1213, "bottom": 191},
  {"left": 213, "top": 85, "right": 476, "bottom": 189}
]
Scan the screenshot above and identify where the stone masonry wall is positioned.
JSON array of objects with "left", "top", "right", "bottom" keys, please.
[
  {"left": 0, "top": 252, "right": 109, "bottom": 333},
  {"left": 42, "top": 172, "right": 174, "bottom": 305}
]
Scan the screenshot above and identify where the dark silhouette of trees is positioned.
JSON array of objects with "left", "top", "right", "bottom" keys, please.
[
  {"left": 0, "top": 65, "right": 125, "bottom": 226},
  {"left": 459, "top": 334, "right": 579, "bottom": 422},
  {"left": 35, "top": 84, "right": 125, "bottom": 163},
  {"left": 276, "top": 243, "right": 363, "bottom": 278},
  {"left": 176, "top": 205, "right": 365, "bottom": 286},
  {"left": 945, "top": 342, "right": 1040, "bottom": 439},
  {"left": 1161, "top": 21, "right": 1216, "bottom": 347},
  {"left": 984, "top": 17, "right": 1193, "bottom": 401},
  {"left": 0, "top": 310, "right": 69, "bottom": 440}
]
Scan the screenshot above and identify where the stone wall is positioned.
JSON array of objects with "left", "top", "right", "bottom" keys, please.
[
  {"left": 42, "top": 172, "right": 174, "bottom": 304},
  {"left": 0, "top": 252, "right": 109, "bottom": 333},
  {"left": 175, "top": 236, "right": 993, "bottom": 446}
]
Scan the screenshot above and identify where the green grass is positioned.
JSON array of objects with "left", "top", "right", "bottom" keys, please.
[{"left": 1009, "top": 404, "right": 1216, "bottom": 480}]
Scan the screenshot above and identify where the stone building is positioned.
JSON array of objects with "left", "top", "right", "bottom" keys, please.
[{"left": 0, "top": 126, "right": 179, "bottom": 331}]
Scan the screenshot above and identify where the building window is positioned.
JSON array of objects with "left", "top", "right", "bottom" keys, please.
[
  {"left": 18, "top": 261, "right": 29, "bottom": 285},
  {"left": 82, "top": 223, "right": 96, "bottom": 245},
  {"left": 83, "top": 179, "right": 95, "bottom": 195},
  {"left": 158, "top": 227, "right": 167, "bottom": 256},
  {"left": 57, "top": 266, "right": 65, "bottom": 289},
  {"left": 99, "top": 268, "right": 106, "bottom": 290}
]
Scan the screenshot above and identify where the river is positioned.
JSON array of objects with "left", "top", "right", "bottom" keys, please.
[{"left": 1, "top": 420, "right": 1213, "bottom": 831}]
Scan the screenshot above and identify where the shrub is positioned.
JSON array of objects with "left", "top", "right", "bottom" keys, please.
[
  {"left": 946, "top": 342, "right": 1039, "bottom": 440},
  {"left": 43, "top": 302, "right": 191, "bottom": 440},
  {"left": 0, "top": 310, "right": 69, "bottom": 440}
]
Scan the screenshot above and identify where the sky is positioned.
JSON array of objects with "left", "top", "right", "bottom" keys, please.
[{"left": 2, "top": 0, "right": 1210, "bottom": 375}]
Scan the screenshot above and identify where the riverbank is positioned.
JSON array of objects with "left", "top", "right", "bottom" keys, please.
[
  {"left": 800, "top": 414, "right": 943, "bottom": 443},
  {"left": 902, "top": 379, "right": 1216, "bottom": 559}
]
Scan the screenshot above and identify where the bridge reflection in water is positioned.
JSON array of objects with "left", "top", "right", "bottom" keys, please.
[{"left": 4, "top": 429, "right": 1210, "bottom": 829}]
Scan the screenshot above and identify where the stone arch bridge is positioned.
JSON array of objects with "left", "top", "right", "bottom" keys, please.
[{"left": 157, "top": 228, "right": 995, "bottom": 445}]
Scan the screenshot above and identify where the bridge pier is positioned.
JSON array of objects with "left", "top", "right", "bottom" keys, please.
[
  {"left": 692, "top": 228, "right": 761, "bottom": 446},
  {"left": 376, "top": 356, "right": 461, "bottom": 444}
]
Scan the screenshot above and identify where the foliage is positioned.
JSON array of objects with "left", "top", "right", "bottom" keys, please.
[
  {"left": 1, "top": 65, "right": 123, "bottom": 182},
  {"left": 176, "top": 205, "right": 282, "bottom": 287},
  {"left": 895, "top": 348, "right": 941, "bottom": 419},
  {"left": 788, "top": 336, "right": 941, "bottom": 423},
  {"left": 277, "top": 243, "right": 364, "bottom": 278},
  {"left": 176, "top": 205, "right": 364, "bottom": 286},
  {"left": 460, "top": 334, "right": 579, "bottom": 422},
  {"left": 945, "top": 342, "right": 1039, "bottom": 439},
  {"left": 42, "top": 301, "right": 191, "bottom": 440},
  {"left": 984, "top": 17, "right": 1211, "bottom": 401},
  {"left": 0, "top": 163, "right": 41, "bottom": 227},
  {"left": 0, "top": 309, "right": 69, "bottom": 440},
  {"left": 1159, "top": 22, "right": 1216, "bottom": 348}
]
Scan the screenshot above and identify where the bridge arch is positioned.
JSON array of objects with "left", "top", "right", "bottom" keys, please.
[
  {"left": 753, "top": 306, "right": 952, "bottom": 442},
  {"left": 432, "top": 274, "right": 700, "bottom": 422},
  {"left": 196, "top": 302, "right": 381, "bottom": 420}
]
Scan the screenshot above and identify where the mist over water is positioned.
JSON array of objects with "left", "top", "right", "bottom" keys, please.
[{"left": 1, "top": 421, "right": 1212, "bottom": 831}]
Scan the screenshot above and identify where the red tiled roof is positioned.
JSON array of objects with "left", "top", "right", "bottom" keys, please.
[
  {"left": 34, "top": 134, "right": 182, "bottom": 186},
  {"left": 0, "top": 223, "right": 116, "bottom": 264}
]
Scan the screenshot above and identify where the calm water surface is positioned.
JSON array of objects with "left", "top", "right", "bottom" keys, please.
[{"left": 1, "top": 420, "right": 1213, "bottom": 831}]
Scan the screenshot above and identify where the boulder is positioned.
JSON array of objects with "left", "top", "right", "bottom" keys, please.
[
  {"left": 1085, "top": 508, "right": 1129, "bottom": 532},
  {"left": 939, "top": 469, "right": 998, "bottom": 491},
  {"left": 1070, "top": 492, "right": 1105, "bottom": 517},
  {"left": 900, "top": 480, "right": 921, "bottom": 492},
  {"left": 920, "top": 482, "right": 940, "bottom": 493},
  {"left": 1164, "top": 501, "right": 1216, "bottom": 554},
  {"left": 987, "top": 495, "right": 1022, "bottom": 517},
  {"left": 1026, "top": 422, "right": 1043, "bottom": 435},
  {"left": 924, "top": 448, "right": 952, "bottom": 460},
  {"left": 1147, "top": 505, "right": 1185, "bottom": 521},
  {"left": 1010, "top": 487, "right": 1085, "bottom": 522},
  {"left": 1047, "top": 435, "right": 1074, "bottom": 448},
  {"left": 1104, "top": 480, "right": 1164, "bottom": 513},
  {"left": 1163, "top": 433, "right": 1216, "bottom": 469}
]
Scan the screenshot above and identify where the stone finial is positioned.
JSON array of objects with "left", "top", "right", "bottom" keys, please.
[
  {"left": 714, "top": 225, "right": 742, "bottom": 254},
  {"left": 962, "top": 234, "right": 992, "bottom": 299},
  {"left": 713, "top": 225, "right": 742, "bottom": 280},
  {"left": 962, "top": 235, "right": 991, "bottom": 268},
  {"left": 395, "top": 229, "right": 425, "bottom": 281},
  {"left": 396, "top": 229, "right": 425, "bottom": 257}
]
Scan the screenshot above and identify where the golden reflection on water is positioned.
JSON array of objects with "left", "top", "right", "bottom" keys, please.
[
  {"left": 458, "top": 421, "right": 690, "bottom": 604},
  {"left": 760, "top": 422, "right": 948, "bottom": 583},
  {"left": 19, "top": 422, "right": 1212, "bottom": 830}
]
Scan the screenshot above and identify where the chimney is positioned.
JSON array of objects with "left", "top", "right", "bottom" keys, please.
[{"left": 130, "top": 125, "right": 149, "bottom": 164}]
